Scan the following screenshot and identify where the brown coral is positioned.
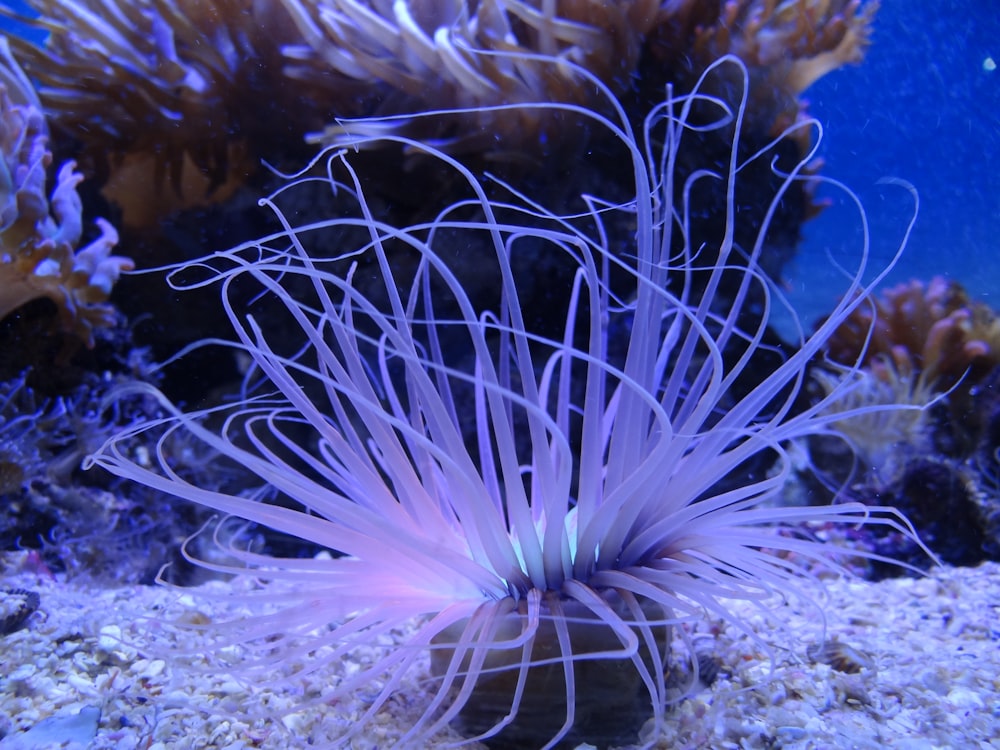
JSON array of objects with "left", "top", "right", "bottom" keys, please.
[
  {"left": 290, "top": 0, "right": 879, "bottom": 154},
  {"left": 0, "top": 39, "right": 131, "bottom": 346},
  {"left": 0, "top": 0, "right": 878, "bottom": 203},
  {"left": 282, "top": 0, "right": 661, "bottom": 149},
  {"left": 823, "top": 276, "right": 1000, "bottom": 392},
  {"left": 0, "top": 0, "right": 302, "bottom": 224},
  {"left": 656, "top": 0, "right": 878, "bottom": 94},
  {"left": 650, "top": 0, "right": 878, "bottom": 152}
]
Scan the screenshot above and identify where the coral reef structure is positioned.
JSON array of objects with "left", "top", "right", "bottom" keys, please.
[
  {"left": 0, "top": 0, "right": 882, "bottom": 404},
  {"left": 823, "top": 275, "right": 1000, "bottom": 393},
  {"left": 0, "top": 364, "right": 241, "bottom": 585},
  {"left": 0, "top": 39, "right": 130, "bottom": 347},
  {"left": 0, "top": 0, "right": 878, "bottom": 218},
  {"left": 812, "top": 278, "right": 1000, "bottom": 572}
]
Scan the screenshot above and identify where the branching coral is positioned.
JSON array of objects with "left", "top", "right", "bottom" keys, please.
[
  {"left": 823, "top": 275, "right": 1000, "bottom": 393},
  {"left": 0, "top": 39, "right": 130, "bottom": 346},
  {"left": 87, "top": 57, "right": 924, "bottom": 748}
]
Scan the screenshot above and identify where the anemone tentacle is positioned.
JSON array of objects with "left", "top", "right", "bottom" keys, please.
[{"left": 88, "top": 54, "right": 924, "bottom": 749}]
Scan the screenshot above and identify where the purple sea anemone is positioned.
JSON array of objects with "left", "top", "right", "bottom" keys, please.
[{"left": 87, "top": 57, "right": 923, "bottom": 748}]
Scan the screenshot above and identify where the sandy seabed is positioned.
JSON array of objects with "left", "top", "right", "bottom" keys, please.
[{"left": 1, "top": 551, "right": 998, "bottom": 750}]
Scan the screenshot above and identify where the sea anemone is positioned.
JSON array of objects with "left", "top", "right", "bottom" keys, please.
[{"left": 87, "top": 56, "right": 921, "bottom": 748}]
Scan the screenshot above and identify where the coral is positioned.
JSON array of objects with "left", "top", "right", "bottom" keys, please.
[
  {"left": 88, "top": 57, "right": 923, "bottom": 748},
  {"left": 679, "top": 0, "right": 879, "bottom": 94},
  {"left": 810, "top": 284, "right": 1000, "bottom": 574},
  {"left": 283, "top": 0, "right": 662, "bottom": 151},
  {"left": 0, "top": 0, "right": 877, "bottom": 208},
  {"left": 292, "top": 0, "right": 878, "bottom": 155},
  {"left": 0, "top": 364, "right": 237, "bottom": 585},
  {"left": 823, "top": 276, "right": 1000, "bottom": 393},
  {"left": 650, "top": 0, "right": 877, "bottom": 144},
  {"left": 0, "top": 39, "right": 131, "bottom": 346},
  {"left": 811, "top": 363, "right": 937, "bottom": 485},
  {"left": 0, "top": 0, "right": 297, "bottom": 213}
]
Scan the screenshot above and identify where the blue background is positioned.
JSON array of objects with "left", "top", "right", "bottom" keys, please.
[{"left": 787, "top": 1, "right": 1000, "bottom": 328}]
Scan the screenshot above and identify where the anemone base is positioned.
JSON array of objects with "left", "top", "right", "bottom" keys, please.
[{"left": 430, "top": 594, "right": 669, "bottom": 749}]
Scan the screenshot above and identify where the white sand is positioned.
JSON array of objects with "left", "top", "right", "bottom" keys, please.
[{"left": 1, "top": 552, "right": 998, "bottom": 749}]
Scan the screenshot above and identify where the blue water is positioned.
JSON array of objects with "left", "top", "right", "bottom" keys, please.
[
  {"left": 0, "top": 0, "right": 41, "bottom": 44},
  {"left": 788, "top": 1, "right": 1000, "bottom": 327}
]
